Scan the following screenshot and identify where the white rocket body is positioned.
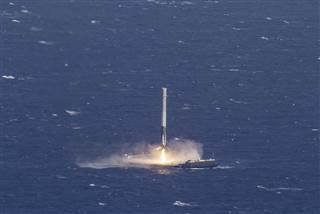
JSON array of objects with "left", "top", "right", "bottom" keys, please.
[{"left": 161, "top": 88, "right": 167, "bottom": 147}]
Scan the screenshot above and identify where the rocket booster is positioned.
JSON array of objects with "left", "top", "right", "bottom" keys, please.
[{"left": 161, "top": 88, "right": 167, "bottom": 147}]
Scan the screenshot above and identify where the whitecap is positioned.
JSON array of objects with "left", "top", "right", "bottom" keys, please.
[
  {"left": 56, "top": 175, "right": 67, "bottom": 179},
  {"left": 260, "top": 36, "right": 270, "bottom": 40},
  {"left": 72, "top": 126, "right": 82, "bottom": 130},
  {"left": 257, "top": 185, "right": 303, "bottom": 192},
  {"left": 38, "top": 40, "right": 54, "bottom": 45},
  {"left": 173, "top": 201, "right": 196, "bottom": 207},
  {"left": 11, "top": 19, "right": 21, "bottom": 23},
  {"left": 283, "top": 20, "right": 290, "bottom": 24},
  {"left": 21, "top": 9, "right": 31, "bottom": 14},
  {"left": 181, "top": 1, "right": 193, "bottom": 5},
  {"left": 229, "top": 68, "right": 240, "bottom": 72},
  {"left": 229, "top": 98, "right": 248, "bottom": 104},
  {"left": 147, "top": 0, "right": 167, "bottom": 5},
  {"left": 215, "top": 165, "right": 234, "bottom": 169},
  {"left": 2, "top": 75, "right": 15, "bottom": 80},
  {"left": 265, "top": 17, "right": 272, "bottom": 21},
  {"left": 99, "top": 185, "right": 110, "bottom": 189},
  {"left": 232, "top": 27, "right": 241, "bottom": 31},
  {"left": 65, "top": 110, "right": 80, "bottom": 116},
  {"left": 89, "top": 183, "right": 96, "bottom": 187},
  {"left": 90, "top": 20, "right": 99, "bottom": 24}
]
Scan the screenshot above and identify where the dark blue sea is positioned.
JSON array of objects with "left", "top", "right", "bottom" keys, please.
[{"left": 1, "top": 0, "right": 319, "bottom": 213}]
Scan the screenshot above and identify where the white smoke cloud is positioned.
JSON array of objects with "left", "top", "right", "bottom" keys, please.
[{"left": 77, "top": 139, "right": 203, "bottom": 169}]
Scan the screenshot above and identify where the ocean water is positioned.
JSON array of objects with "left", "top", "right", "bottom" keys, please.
[{"left": 0, "top": 0, "right": 319, "bottom": 213}]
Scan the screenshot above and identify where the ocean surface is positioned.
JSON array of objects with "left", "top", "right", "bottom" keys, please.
[{"left": 0, "top": 0, "right": 319, "bottom": 213}]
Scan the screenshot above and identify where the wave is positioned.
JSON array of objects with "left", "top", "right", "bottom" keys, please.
[
  {"left": 215, "top": 165, "right": 234, "bottom": 169},
  {"left": 173, "top": 200, "right": 197, "bottom": 207},
  {"left": 2, "top": 75, "right": 15, "bottom": 80},
  {"left": 257, "top": 185, "right": 303, "bottom": 192},
  {"left": 65, "top": 110, "right": 80, "bottom": 116}
]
